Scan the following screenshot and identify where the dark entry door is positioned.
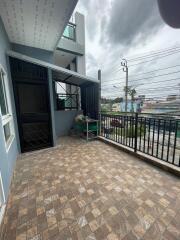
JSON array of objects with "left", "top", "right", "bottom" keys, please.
[{"left": 10, "top": 57, "right": 53, "bottom": 152}]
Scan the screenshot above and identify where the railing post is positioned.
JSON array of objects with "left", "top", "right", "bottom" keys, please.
[
  {"left": 134, "top": 112, "right": 138, "bottom": 152},
  {"left": 98, "top": 69, "right": 101, "bottom": 136}
]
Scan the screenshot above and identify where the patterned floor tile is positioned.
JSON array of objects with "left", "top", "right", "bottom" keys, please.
[{"left": 0, "top": 136, "right": 180, "bottom": 240}]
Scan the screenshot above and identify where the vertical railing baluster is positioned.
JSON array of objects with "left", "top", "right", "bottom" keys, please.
[
  {"left": 156, "top": 119, "right": 160, "bottom": 158},
  {"left": 113, "top": 115, "right": 114, "bottom": 141},
  {"left": 166, "top": 119, "right": 171, "bottom": 163},
  {"left": 116, "top": 115, "right": 120, "bottom": 143},
  {"left": 126, "top": 116, "right": 128, "bottom": 146},
  {"left": 147, "top": 118, "right": 151, "bottom": 154},
  {"left": 123, "top": 115, "right": 125, "bottom": 145},
  {"left": 143, "top": 118, "right": 146, "bottom": 153},
  {"left": 129, "top": 116, "right": 131, "bottom": 147},
  {"left": 103, "top": 114, "right": 105, "bottom": 137},
  {"left": 105, "top": 114, "right": 107, "bottom": 138},
  {"left": 116, "top": 116, "right": 118, "bottom": 143},
  {"left": 109, "top": 115, "right": 110, "bottom": 139},
  {"left": 115, "top": 115, "right": 117, "bottom": 142},
  {"left": 120, "top": 115, "right": 123, "bottom": 144},
  {"left": 104, "top": 114, "right": 106, "bottom": 137},
  {"left": 134, "top": 113, "right": 138, "bottom": 152},
  {"left": 114, "top": 116, "right": 118, "bottom": 142},
  {"left": 161, "top": 119, "right": 166, "bottom": 160},
  {"left": 132, "top": 115, "right": 134, "bottom": 148},
  {"left": 139, "top": 117, "right": 142, "bottom": 151},
  {"left": 172, "top": 120, "right": 178, "bottom": 165},
  {"left": 151, "top": 118, "right": 155, "bottom": 157}
]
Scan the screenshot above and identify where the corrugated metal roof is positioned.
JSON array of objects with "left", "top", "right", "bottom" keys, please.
[{"left": 7, "top": 50, "right": 99, "bottom": 86}]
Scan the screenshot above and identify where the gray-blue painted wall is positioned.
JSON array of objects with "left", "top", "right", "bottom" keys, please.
[
  {"left": 0, "top": 17, "right": 19, "bottom": 200},
  {"left": 55, "top": 110, "right": 82, "bottom": 137}
]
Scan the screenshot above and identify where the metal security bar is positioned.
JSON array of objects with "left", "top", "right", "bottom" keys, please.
[
  {"left": 57, "top": 93, "right": 78, "bottom": 110},
  {"left": 101, "top": 113, "right": 180, "bottom": 167}
]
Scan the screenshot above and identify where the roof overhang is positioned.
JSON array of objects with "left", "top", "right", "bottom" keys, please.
[
  {"left": 0, "top": 0, "right": 77, "bottom": 51},
  {"left": 7, "top": 50, "right": 99, "bottom": 86}
]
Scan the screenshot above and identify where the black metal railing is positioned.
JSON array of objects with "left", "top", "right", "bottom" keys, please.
[
  {"left": 101, "top": 113, "right": 180, "bottom": 167},
  {"left": 57, "top": 93, "right": 78, "bottom": 110}
]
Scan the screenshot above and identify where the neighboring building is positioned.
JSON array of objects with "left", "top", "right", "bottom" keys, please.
[
  {"left": 120, "top": 100, "right": 142, "bottom": 112},
  {"left": 0, "top": 0, "right": 99, "bottom": 224},
  {"left": 166, "top": 94, "right": 178, "bottom": 101},
  {"left": 101, "top": 103, "right": 112, "bottom": 112},
  {"left": 138, "top": 95, "right": 146, "bottom": 101},
  {"left": 142, "top": 99, "right": 180, "bottom": 114},
  {"left": 112, "top": 103, "right": 121, "bottom": 112}
]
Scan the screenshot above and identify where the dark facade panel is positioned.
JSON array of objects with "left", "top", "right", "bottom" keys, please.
[
  {"left": 81, "top": 82, "right": 99, "bottom": 119},
  {"left": 9, "top": 57, "right": 53, "bottom": 152}
]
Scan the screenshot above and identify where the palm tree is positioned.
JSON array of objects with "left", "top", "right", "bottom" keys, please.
[{"left": 124, "top": 86, "right": 136, "bottom": 112}]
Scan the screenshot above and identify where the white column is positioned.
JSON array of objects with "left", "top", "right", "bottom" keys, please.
[{"left": 75, "top": 12, "right": 86, "bottom": 75}]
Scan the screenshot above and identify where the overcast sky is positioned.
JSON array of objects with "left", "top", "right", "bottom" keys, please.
[{"left": 75, "top": 0, "right": 180, "bottom": 100}]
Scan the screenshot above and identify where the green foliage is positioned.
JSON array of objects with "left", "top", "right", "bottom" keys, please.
[{"left": 114, "top": 124, "right": 145, "bottom": 138}]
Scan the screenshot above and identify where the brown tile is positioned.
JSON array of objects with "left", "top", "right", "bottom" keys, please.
[
  {"left": 163, "top": 229, "right": 179, "bottom": 240},
  {"left": 122, "top": 231, "right": 138, "bottom": 240},
  {"left": 89, "top": 219, "right": 99, "bottom": 232},
  {"left": 95, "top": 224, "right": 110, "bottom": 239},
  {"left": 1, "top": 137, "right": 179, "bottom": 240},
  {"left": 107, "top": 232, "right": 119, "bottom": 240}
]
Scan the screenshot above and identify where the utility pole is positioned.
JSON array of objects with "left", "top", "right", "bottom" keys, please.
[{"left": 121, "top": 59, "right": 128, "bottom": 112}]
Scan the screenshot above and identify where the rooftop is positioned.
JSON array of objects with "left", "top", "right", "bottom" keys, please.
[{"left": 1, "top": 137, "right": 180, "bottom": 240}]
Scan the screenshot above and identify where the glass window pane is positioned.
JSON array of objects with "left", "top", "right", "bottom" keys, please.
[
  {"left": 3, "top": 122, "right": 11, "bottom": 142},
  {"left": 63, "top": 24, "right": 75, "bottom": 40},
  {"left": 0, "top": 72, "right": 8, "bottom": 116}
]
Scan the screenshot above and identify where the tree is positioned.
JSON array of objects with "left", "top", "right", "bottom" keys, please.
[
  {"left": 113, "top": 97, "right": 123, "bottom": 103},
  {"left": 124, "top": 86, "right": 136, "bottom": 112}
]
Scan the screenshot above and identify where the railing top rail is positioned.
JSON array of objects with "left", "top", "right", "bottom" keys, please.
[
  {"left": 100, "top": 111, "right": 180, "bottom": 117},
  {"left": 57, "top": 93, "right": 78, "bottom": 96}
]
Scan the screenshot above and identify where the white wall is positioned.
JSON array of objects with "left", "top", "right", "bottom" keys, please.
[{"left": 75, "top": 12, "right": 86, "bottom": 75}]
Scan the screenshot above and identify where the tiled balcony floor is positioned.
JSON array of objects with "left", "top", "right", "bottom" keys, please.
[{"left": 1, "top": 137, "right": 180, "bottom": 240}]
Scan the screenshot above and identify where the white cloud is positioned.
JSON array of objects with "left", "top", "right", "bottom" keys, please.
[{"left": 75, "top": 0, "right": 180, "bottom": 99}]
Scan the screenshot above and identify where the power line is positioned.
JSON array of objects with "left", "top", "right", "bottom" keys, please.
[
  {"left": 127, "top": 47, "right": 180, "bottom": 62},
  {"left": 128, "top": 70, "right": 180, "bottom": 83},
  {"left": 126, "top": 45, "right": 180, "bottom": 60},
  {"left": 103, "top": 93, "right": 177, "bottom": 99},
  {"left": 102, "top": 85, "right": 178, "bottom": 94},
  {"left": 129, "top": 50, "right": 180, "bottom": 67},
  {"left": 102, "top": 64, "right": 180, "bottom": 83},
  {"left": 104, "top": 87, "right": 178, "bottom": 95},
  {"left": 124, "top": 64, "right": 180, "bottom": 77},
  {"left": 102, "top": 76, "right": 180, "bottom": 88},
  {"left": 103, "top": 48, "right": 180, "bottom": 78},
  {"left": 103, "top": 70, "right": 180, "bottom": 85}
]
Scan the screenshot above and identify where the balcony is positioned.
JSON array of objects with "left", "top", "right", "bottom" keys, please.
[
  {"left": 56, "top": 22, "right": 85, "bottom": 57},
  {"left": 63, "top": 23, "right": 76, "bottom": 41},
  {"left": 1, "top": 136, "right": 180, "bottom": 240}
]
